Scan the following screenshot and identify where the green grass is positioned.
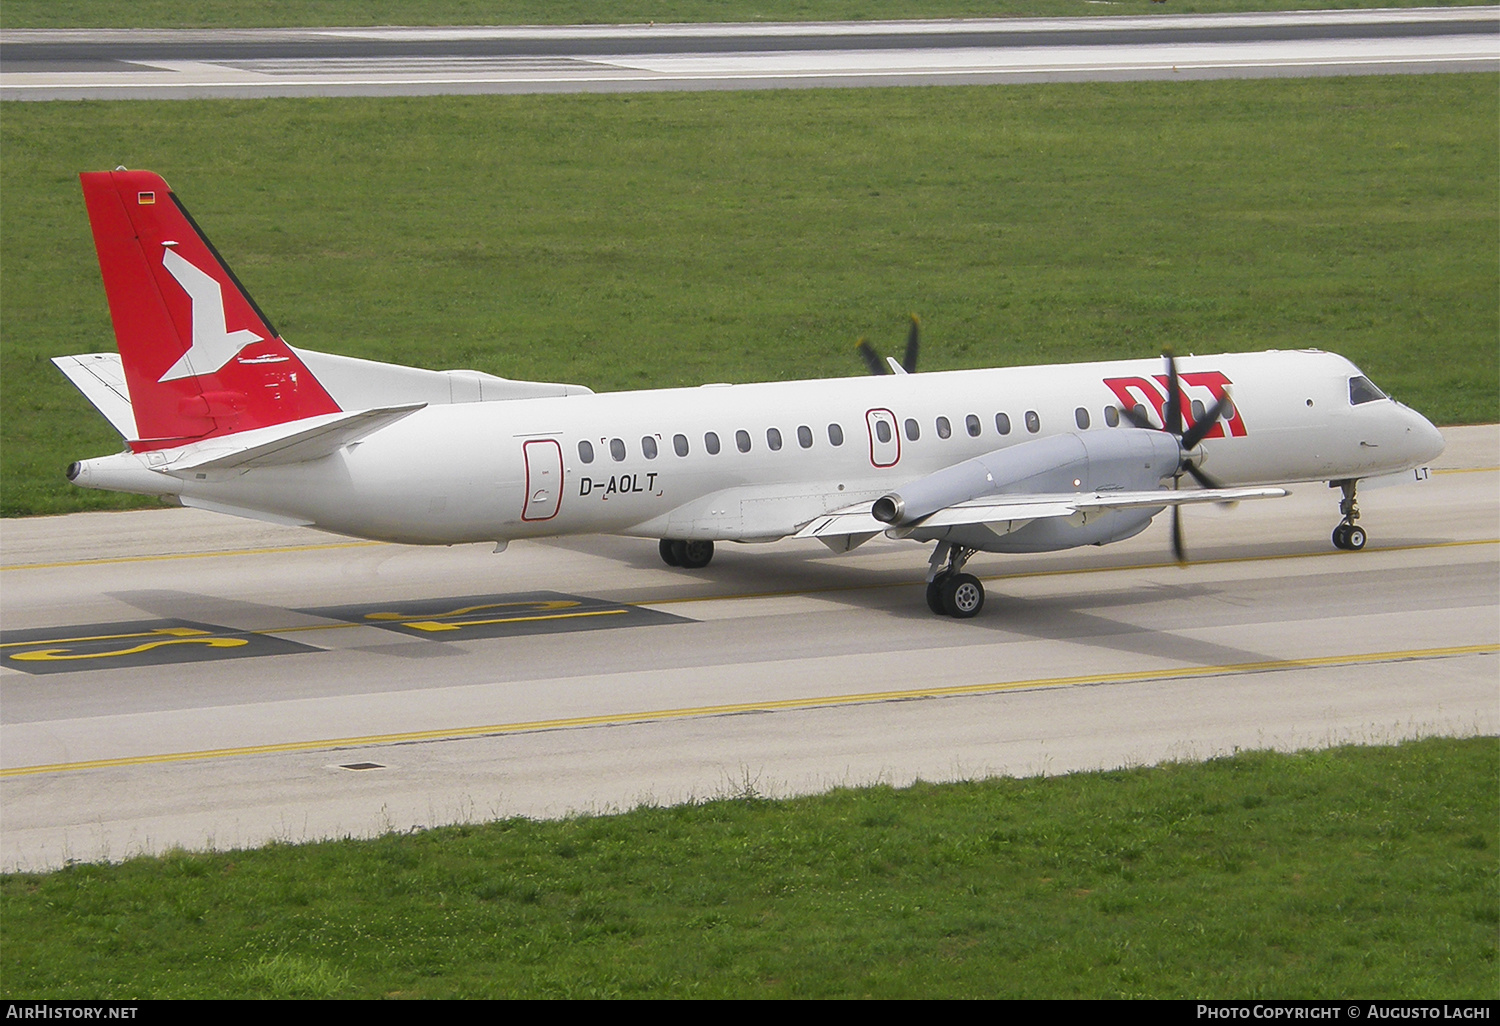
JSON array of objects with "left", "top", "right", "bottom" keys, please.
[
  {"left": 2, "top": 75, "right": 1496, "bottom": 516},
  {"left": 2, "top": 737, "right": 1494, "bottom": 998},
  {"left": 1, "top": 0, "right": 1490, "bottom": 30}
]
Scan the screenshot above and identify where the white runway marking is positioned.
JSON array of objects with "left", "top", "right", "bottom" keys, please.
[{"left": 3, "top": 9, "right": 1495, "bottom": 100}]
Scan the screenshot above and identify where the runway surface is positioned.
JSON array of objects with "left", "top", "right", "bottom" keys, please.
[
  {"left": 2, "top": 7, "right": 1496, "bottom": 100},
  {"left": 1, "top": 425, "right": 1494, "bottom": 871}
]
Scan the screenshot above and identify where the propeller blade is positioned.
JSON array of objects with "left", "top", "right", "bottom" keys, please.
[
  {"left": 1120, "top": 404, "right": 1153, "bottom": 429},
  {"left": 1171, "top": 488, "right": 1187, "bottom": 565},
  {"left": 1179, "top": 390, "right": 1234, "bottom": 452},
  {"left": 1162, "top": 350, "right": 1182, "bottom": 436},
  {"left": 1183, "top": 460, "right": 1227, "bottom": 492},
  {"left": 902, "top": 314, "right": 920, "bottom": 374},
  {"left": 856, "top": 338, "right": 889, "bottom": 376}
]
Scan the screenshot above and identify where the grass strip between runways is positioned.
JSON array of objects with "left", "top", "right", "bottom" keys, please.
[
  {"left": 1, "top": 736, "right": 1495, "bottom": 998},
  {"left": 3, "top": 1, "right": 1491, "bottom": 30}
]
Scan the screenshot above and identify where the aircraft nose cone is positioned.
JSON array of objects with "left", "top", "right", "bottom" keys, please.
[{"left": 1404, "top": 406, "right": 1446, "bottom": 465}]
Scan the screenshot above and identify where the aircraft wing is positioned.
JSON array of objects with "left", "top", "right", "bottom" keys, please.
[{"left": 795, "top": 486, "right": 1286, "bottom": 539}]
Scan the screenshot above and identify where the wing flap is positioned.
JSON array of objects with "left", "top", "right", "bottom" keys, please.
[{"left": 794, "top": 504, "right": 885, "bottom": 539}]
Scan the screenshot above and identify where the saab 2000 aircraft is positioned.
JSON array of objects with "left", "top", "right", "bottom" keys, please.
[{"left": 57, "top": 170, "right": 1445, "bottom": 617}]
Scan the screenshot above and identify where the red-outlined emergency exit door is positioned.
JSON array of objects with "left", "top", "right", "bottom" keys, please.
[{"left": 865, "top": 408, "right": 900, "bottom": 468}]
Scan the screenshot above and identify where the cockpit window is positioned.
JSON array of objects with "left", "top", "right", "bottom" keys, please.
[{"left": 1349, "top": 376, "right": 1387, "bottom": 405}]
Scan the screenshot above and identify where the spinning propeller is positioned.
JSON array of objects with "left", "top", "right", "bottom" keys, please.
[
  {"left": 1120, "top": 350, "right": 1236, "bottom": 563},
  {"left": 856, "top": 314, "right": 920, "bottom": 375}
]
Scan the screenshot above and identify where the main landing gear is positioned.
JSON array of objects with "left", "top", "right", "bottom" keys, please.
[
  {"left": 659, "top": 538, "right": 715, "bottom": 569},
  {"left": 925, "top": 542, "right": 984, "bottom": 618},
  {"left": 1331, "top": 479, "right": 1367, "bottom": 551}
]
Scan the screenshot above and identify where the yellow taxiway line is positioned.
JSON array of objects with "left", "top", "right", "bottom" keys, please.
[
  {"left": 4, "top": 642, "right": 1493, "bottom": 778},
  {"left": 0, "top": 539, "right": 384, "bottom": 572}
]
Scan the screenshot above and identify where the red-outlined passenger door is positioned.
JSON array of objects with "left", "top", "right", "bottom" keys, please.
[{"left": 521, "top": 438, "right": 563, "bottom": 521}]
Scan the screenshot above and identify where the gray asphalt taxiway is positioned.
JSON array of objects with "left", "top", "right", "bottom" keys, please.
[
  {"left": 2, "top": 426, "right": 1494, "bottom": 871},
  {"left": 2, "top": 7, "right": 1496, "bottom": 100}
]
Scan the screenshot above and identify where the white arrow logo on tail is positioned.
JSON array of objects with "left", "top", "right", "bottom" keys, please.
[{"left": 157, "top": 246, "right": 264, "bottom": 382}]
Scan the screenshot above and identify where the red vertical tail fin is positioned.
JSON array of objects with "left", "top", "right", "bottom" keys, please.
[{"left": 80, "top": 169, "right": 340, "bottom": 451}]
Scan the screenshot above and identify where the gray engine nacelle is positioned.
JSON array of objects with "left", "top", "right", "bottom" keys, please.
[{"left": 875, "top": 430, "right": 1184, "bottom": 554}]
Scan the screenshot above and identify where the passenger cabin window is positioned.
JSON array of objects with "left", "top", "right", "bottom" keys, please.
[
  {"left": 797, "top": 425, "right": 814, "bottom": 448},
  {"left": 673, "top": 433, "right": 689, "bottom": 457},
  {"left": 641, "top": 435, "right": 658, "bottom": 459},
  {"left": 610, "top": 438, "right": 627, "bottom": 461},
  {"left": 767, "top": 427, "right": 783, "bottom": 451},
  {"left": 904, "top": 418, "right": 920, "bottom": 442},
  {"left": 828, "top": 423, "right": 845, "bottom": 446},
  {"left": 1104, "top": 406, "right": 1120, "bottom": 428},
  {"left": 705, "top": 431, "right": 721, "bottom": 455},
  {"left": 578, "top": 440, "right": 595, "bottom": 464},
  {"left": 1190, "top": 399, "right": 1205, "bottom": 423},
  {"left": 735, "top": 429, "right": 752, "bottom": 453},
  {"left": 966, "top": 414, "right": 981, "bottom": 438},
  {"left": 1075, "top": 407, "right": 1090, "bottom": 430},
  {"left": 1349, "top": 376, "right": 1386, "bottom": 405},
  {"left": 874, "top": 420, "right": 892, "bottom": 444},
  {"left": 936, "top": 416, "right": 952, "bottom": 439},
  {"left": 995, "top": 413, "right": 1011, "bottom": 435},
  {"left": 1025, "top": 411, "right": 1040, "bottom": 434}
]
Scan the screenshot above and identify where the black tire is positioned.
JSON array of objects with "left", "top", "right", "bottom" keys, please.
[
  {"left": 926, "top": 571, "right": 951, "bottom": 615},
  {"left": 941, "top": 573, "right": 984, "bottom": 619},
  {"left": 1332, "top": 524, "right": 1350, "bottom": 550},
  {"left": 659, "top": 539, "right": 681, "bottom": 566},
  {"left": 1345, "top": 525, "right": 1366, "bottom": 550},
  {"left": 678, "top": 539, "right": 715, "bottom": 569}
]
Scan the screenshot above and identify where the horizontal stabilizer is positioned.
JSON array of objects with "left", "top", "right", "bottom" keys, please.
[
  {"left": 161, "top": 403, "right": 425, "bottom": 473},
  {"left": 796, "top": 486, "right": 1286, "bottom": 539},
  {"left": 53, "top": 353, "right": 137, "bottom": 439}
]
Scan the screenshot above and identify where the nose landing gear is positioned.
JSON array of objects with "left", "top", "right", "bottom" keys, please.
[{"left": 1331, "top": 479, "right": 1367, "bottom": 551}]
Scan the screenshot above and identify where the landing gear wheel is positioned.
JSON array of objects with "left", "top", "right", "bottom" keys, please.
[
  {"left": 940, "top": 573, "right": 984, "bottom": 619},
  {"left": 1332, "top": 524, "right": 1367, "bottom": 551},
  {"left": 672, "top": 539, "right": 715, "bottom": 569},
  {"left": 926, "top": 570, "right": 951, "bottom": 615},
  {"left": 659, "top": 539, "right": 681, "bottom": 566}
]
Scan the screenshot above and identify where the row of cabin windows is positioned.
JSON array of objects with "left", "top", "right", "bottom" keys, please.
[
  {"left": 574, "top": 405, "right": 1166, "bottom": 464},
  {"left": 579, "top": 423, "right": 847, "bottom": 464}
]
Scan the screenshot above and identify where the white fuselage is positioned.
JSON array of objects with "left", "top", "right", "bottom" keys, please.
[{"left": 78, "top": 349, "right": 1444, "bottom": 547}]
